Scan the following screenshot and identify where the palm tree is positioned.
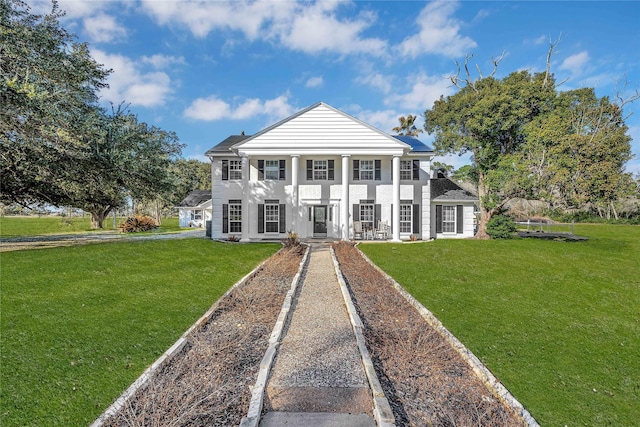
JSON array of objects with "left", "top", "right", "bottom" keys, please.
[{"left": 392, "top": 114, "right": 423, "bottom": 136}]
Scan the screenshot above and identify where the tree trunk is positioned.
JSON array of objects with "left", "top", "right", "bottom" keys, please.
[
  {"left": 474, "top": 171, "right": 492, "bottom": 239},
  {"left": 89, "top": 207, "right": 112, "bottom": 229}
]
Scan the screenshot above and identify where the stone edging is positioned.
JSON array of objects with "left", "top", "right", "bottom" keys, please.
[
  {"left": 240, "top": 245, "right": 311, "bottom": 427},
  {"left": 90, "top": 248, "right": 289, "bottom": 427},
  {"left": 330, "top": 247, "right": 396, "bottom": 427},
  {"left": 355, "top": 246, "right": 540, "bottom": 427}
]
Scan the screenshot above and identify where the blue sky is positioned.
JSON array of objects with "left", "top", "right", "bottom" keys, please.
[{"left": 27, "top": 0, "right": 640, "bottom": 173}]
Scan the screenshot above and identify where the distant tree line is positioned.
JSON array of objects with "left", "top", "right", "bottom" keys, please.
[{"left": 0, "top": 0, "right": 209, "bottom": 227}]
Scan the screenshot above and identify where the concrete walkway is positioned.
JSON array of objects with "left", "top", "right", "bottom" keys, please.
[{"left": 261, "top": 244, "right": 376, "bottom": 426}]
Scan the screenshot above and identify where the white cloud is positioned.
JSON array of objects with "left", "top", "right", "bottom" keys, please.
[
  {"left": 305, "top": 76, "right": 324, "bottom": 88},
  {"left": 140, "top": 0, "right": 386, "bottom": 56},
  {"left": 276, "top": 5, "right": 387, "bottom": 56},
  {"left": 397, "top": 1, "right": 477, "bottom": 58},
  {"left": 142, "top": 54, "right": 186, "bottom": 69},
  {"left": 560, "top": 51, "right": 590, "bottom": 75},
  {"left": 92, "top": 49, "right": 173, "bottom": 107},
  {"left": 353, "top": 108, "right": 401, "bottom": 134},
  {"left": 184, "top": 95, "right": 295, "bottom": 122},
  {"left": 385, "top": 72, "right": 453, "bottom": 110},
  {"left": 83, "top": 13, "right": 127, "bottom": 43},
  {"left": 354, "top": 73, "right": 393, "bottom": 94}
]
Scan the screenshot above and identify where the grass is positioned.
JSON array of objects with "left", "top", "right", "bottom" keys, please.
[
  {"left": 0, "top": 216, "right": 181, "bottom": 237},
  {"left": 359, "top": 224, "right": 639, "bottom": 426},
  {"left": 0, "top": 239, "right": 279, "bottom": 426}
]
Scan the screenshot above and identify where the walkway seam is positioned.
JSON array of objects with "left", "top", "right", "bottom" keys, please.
[
  {"left": 90, "top": 251, "right": 280, "bottom": 427},
  {"left": 240, "top": 245, "right": 311, "bottom": 427},
  {"left": 355, "top": 246, "right": 540, "bottom": 427},
  {"left": 330, "top": 247, "right": 396, "bottom": 427}
]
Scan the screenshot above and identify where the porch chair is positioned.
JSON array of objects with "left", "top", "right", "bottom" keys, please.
[
  {"left": 375, "top": 220, "right": 389, "bottom": 240},
  {"left": 353, "top": 221, "right": 364, "bottom": 240}
]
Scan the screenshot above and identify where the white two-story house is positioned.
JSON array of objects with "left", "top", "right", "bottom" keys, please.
[{"left": 205, "top": 102, "right": 476, "bottom": 242}]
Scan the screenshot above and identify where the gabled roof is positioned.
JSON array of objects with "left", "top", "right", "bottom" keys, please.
[
  {"left": 392, "top": 135, "right": 433, "bottom": 152},
  {"left": 205, "top": 102, "right": 434, "bottom": 157},
  {"left": 177, "top": 190, "right": 211, "bottom": 208},
  {"left": 205, "top": 135, "right": 250, "bottom": 156},
  {"left": 431, "top": 178, "right": 478, "bottom": 201}
]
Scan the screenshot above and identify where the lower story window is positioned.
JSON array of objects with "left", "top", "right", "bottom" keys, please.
[
  {"left": 190, "top": 210, "right": 202, "bottom": 221},
  {"left": 400, "top": 204, "right": 412, "bottom": 233},
  {"left": 442, "top": 205, "right": 456, "bottom": 233},
  {"left": 360, "top": 204, "right": 374, "bottom": 230},
  {"left": 265, "top": 203, "right": 280, "bottom": 233},
  {"left": 229, "top": 202, "right": 242, "bottom": 233}
]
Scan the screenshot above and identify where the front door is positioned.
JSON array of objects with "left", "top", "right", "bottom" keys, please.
[{"left": 313, "top": 205, "right": 327, "bottom": 237}]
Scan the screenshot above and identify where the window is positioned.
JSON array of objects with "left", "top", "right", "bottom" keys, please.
[
  {"left": 400, "top": 160, "right": 412, "bottom": 180},
  {"left": 229, "top": 160, "right": 242, "bottom": 180},
  {"left": 442, "top": 205, "right": 456, "bottom": 233},
  {"left": 360, "top": 204, "right": 374, "bottom": 230},
  {"left": 400, "top": 204, "right": 412, "bottom": 233},
  {"left": 265, "top": 160, "right": 279, "bottom": 180},
  {"left": 222, "top": 159, "right": 242, "bottom": 180},
  {"left": 229, "top": 201, "right": 242, "bottom": 233},
  {"left": 360, "top": 160, "right": 374, "bottom": 180},
  {"left": 190, "top": 210, "right": 202, "bottom": 221},
  {"left": 265, "top": 202, "right": 280, "bottom": 233},
  {"left": 313, "top": 160, "right": 327, "bottom": 180}
]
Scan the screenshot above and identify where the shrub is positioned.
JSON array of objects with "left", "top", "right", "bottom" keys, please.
[
  {"left": 119, "top": 215, "right": 158, "bottom": 233},
  {"left": 486, "top": 214, "right": 517, "bottom": 239},
  {"left": 282, "top": 230, "right": 300, "bottom": 247}
]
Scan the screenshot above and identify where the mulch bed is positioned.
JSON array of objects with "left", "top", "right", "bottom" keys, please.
[
  {"left": 332, "top": 241, "right": 527, "bottom": 427},
  {"left": 101, "top": 245, "right": 305, "bottom": 426}
]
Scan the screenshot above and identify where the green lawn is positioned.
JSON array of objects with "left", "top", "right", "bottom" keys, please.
[
  {"left": 0, "top": 239, "right": 279, "bottom": 426},
  {"left": 359, "top": 224, "right": 639, "bottom": 426},
  {"left": 0, "top": 216, "right": 180, "bottom": 237}
]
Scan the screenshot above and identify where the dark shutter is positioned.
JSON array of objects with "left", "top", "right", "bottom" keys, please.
[
  {"left": 308, "top": 207, "right": 312, "bottom": 221},
  {"left": 436, "top": 205, "right": 443, "bottom": 233},
  {"left": 279, "top": 160, "right": 286, "bottom": 180},
  {"left": 353, "top": 160, "right": 360, "bottom": 180},
  {"left": 222, "top": 204, "right": 229, "bottom": 233},
  {"left": 413, "top": 160, "right": 420, "bottom": 180},
  {"left": 279, "top": 204, "right": 286, "bottom": 233},
  {"left": 412, "top": 204, "right": 420, "bottom": 234},
  {"left": 328, "top": 160, "right": 334, "bottom": 180},
  {"left": 329, "top": 206, "right": 332, "bottom": 221},
  {"left": 390, "top": 204, "right": 393, "bottom": 235},
  {"left": 222, "top": 160, "right": 229, "bottom": 181},
  {"left": 375, "top": 160, "right": 381, "bottom": 180},
  {"left": 306, "top": 160, "right": 313, "bottom": 180},
  {"left": 457, "top": 205, "right": 464, "bottom": 234},
  {"left": 258, "top": 204, "right": 264, "bottom": 233},
  {"left": 258, "top": 160, "right": 264, "bottom": 181},
  {"left": 353, "top": 204, "right": 360, "bottom": 221},
  {"left": 374, "top": 204, "right": 381, "bottom": 227}
]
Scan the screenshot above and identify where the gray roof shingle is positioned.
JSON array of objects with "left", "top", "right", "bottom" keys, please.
[
  {"left": 177, "top": 190, "right": 211, "bottom": 207},
  {"left": 205, "top": 135, "right": 251, "bottom": 156},
  {"left": 431, "top": 178, "right": 477, "bottom": 201}
]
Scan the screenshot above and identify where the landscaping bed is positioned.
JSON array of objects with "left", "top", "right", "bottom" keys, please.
[
  {"left": 100, "top": 245, "right": 305, "bottom": 426},
  {"left": 332, "top": 242, "right": 527, "bottom": 426}
]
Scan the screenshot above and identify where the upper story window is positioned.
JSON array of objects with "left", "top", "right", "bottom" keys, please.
[
  {"left": 314, "top": 160, "right": 327, "bottom": 180},
  {"left": 399, "top": 159, "right": 420, "bottom": 180},
  {"left": 258, "top": 160, "right": 285, "bottom": 181},
  {"left": 353, "top": 159, "right": 381, "bottom": 181},
  {"left": 306, "top": 159, "right": 335, "bottom": 181},
  {"left": 229, "top": 160, "right": 242, "bottom": 180},
  {"left": 222, "top": 159, "right": 241, "bottom": 180}
]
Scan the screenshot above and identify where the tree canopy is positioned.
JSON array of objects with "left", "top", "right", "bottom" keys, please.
[
  {"left": 425, "top": 68, "right": 635, "bottom": 236},
  {"left": 1, "top": 0, "right": 184, "bottom": 227}
]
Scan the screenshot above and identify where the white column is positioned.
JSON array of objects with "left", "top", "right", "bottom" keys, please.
[
  {"left": 291, "top": 155, "right": 299, "bottom": 233},
  {"left": 341, "top": 155, "right": 350, "bottom": 240},
  {"left": 240, "top": 155, "right": 250, "bottom": 242},
  {"left": 392, "top": 155, "right": 401, "bottom": 242}
]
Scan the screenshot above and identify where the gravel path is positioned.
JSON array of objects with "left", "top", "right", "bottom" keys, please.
[{"left": 264, "top": 244, "right": 373, "bottom": 417}]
